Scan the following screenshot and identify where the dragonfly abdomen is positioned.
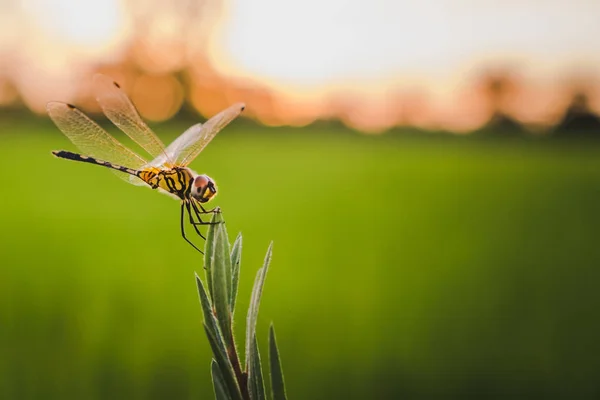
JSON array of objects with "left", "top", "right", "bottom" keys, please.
[{"left": 52, "top": 150, "right": 140, "bottom": 177}]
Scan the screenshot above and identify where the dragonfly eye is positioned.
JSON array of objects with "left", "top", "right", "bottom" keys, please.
[
  {"left": 192, "top": 175, "right": 217, "bottom": 202},
  {"left": 194, "top": 175, "right": 209, "bottom": 188}
]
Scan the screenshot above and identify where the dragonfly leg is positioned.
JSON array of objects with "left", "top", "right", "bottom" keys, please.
[
  {"left": 185, "top": 201, "right": 207, "bottom": 240},
  {"left": 180, "top": 201, "right": 204, "bottom": 254},
  {"left": 199, "top": 204, "right": 221, "bottom": 214},
  {"left": 191, "top": 200, "right": 222, "bottom": 225}
]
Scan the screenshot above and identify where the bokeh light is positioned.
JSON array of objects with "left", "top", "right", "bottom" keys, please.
[{"left": 0, "top": 0, "right": 600, "bottom": 129}]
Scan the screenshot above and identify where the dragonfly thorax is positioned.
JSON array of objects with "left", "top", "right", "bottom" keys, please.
[
  {"left": 136, "top": 167, "right": 189, "bottom": 200},
  {"left": 137, "top": 167, "right": 216, "bottom": 202}
]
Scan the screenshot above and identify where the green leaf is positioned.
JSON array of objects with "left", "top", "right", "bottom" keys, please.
[
  {"left": 204, "top": 212, "right": 221, "bottom": 299},
  {"left": 248, "top": 334, "right": 266, "bottom": 400},
  {"left": 204, "top": 324, "right": 243, "bottom": 400},
  {"left": 269, "top": 324, "right": 287, "bottom": 400},
  {"left": 212, "top": 359, "right": 233, "bottom": 400},
  {"left": 196, "top": 274, "right": 241, "bottom": 399},
  {"left": 211, "top": 223, "right": 234, "bottom": 349},
  {"left": 195, "top": 274, "right": 222, "bottom": 349},
  {"left": 245, "top": 242, "right": 273, "bottom": 368},
  {"left": 196, "top": 274, "right": 242, "bottom": 400},
  {"left": 230, "top": 232, "right": 243, "bottom": 313}
]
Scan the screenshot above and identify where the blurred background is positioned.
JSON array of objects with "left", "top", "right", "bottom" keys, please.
[{"left": 2, "top": 0, "right": 600, "bottom": 398}]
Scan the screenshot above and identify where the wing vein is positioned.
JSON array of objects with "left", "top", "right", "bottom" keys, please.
[
  {"left": 93, "top": 74, "right": 170, "bottom": 162},
  {"left": 47, "top": 101, "right": 148, "bottom": 184}
]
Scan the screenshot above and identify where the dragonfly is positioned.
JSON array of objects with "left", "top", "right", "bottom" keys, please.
[{"left": 48, "top": 74, "right": 245, "bottom": 253}]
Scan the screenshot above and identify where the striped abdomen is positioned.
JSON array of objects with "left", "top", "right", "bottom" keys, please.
[
  {"left": 52, "top": 150, "right": 191, "bottom": 199},
  {"left": 52, "top": 150, "right": 141, "bottom": 178}
]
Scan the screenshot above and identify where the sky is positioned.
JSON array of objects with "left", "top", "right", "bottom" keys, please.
[
  {"left": 1, "top": 0, "right": 600, "bottom": 130},
  {"left": 213, "top": 0, "right": 600, "bottom": 90}
]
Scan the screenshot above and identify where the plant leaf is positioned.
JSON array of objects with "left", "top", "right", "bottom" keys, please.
[
  {"left": 269, "top": 324, "right": 287, "bottom": 400},
  {"left": 204, "top": 212, "right": 221, "bottom": 299},
  {"left": 248, "top": 334, "right": 266, "bottom": 400},
  {"left": 195, "top": 274, "right": 222, "bottom": 350},
  {"left": 212, "top": 359, "right": 233, "bottom": 400},
  {"left": 204, "top": 324, "right": 243, "bottom": 400},
  {"left": 230, "top": 232, "right": 243, "bottom": 313},
  {"left": 196, "top": 274, "right": 241, "bottom": 399},
  {"left": 211, "top": 223, "right": 234, "bottom": 349},
  {"left": 245, "top": 242, "right": 273, "bottom": 368}
]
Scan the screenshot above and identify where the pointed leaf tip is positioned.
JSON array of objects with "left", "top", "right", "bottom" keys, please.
[
  {"left": 245, "top": 242, "right": 273, "bottom": 368},
  {"left": 269, "top": 324, "right": 287, "bottom": 400},
  {"left": 230, "top": 232, "right": 243, "bottom": 313}
]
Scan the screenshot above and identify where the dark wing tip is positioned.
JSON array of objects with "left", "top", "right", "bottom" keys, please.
[
  {"left": 46, "top": 101, "right": 78, "bottom": 114},
  {"left": 93, "top": 73, "right": 121, "bottom": 89}
]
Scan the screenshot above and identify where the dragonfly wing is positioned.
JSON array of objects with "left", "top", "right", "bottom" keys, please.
[
  {"left": 147, "top": 122, "right": 203, "bottom": 168},
  {"left": 47, "top": 101, "right": 148, "bottom": 184},
  {"left": 174, "top": 103, "right": 245, "bottom": 166},
  {"left": 93, "top": 74, "right": 170, "bottom": 162}
]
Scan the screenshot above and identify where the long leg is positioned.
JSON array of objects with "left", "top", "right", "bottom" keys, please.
[
  {"left": 180, "top": 201, "right": 204, "bottom": 254},
  {"left": 198, "top": 203, "right": 221, "bottom": 214},
  {"left": 185, "top": 201, "right": 207, "bottom": 240},
  {"left": 190, "top": 200, "right": 222, "bottom": 225}
]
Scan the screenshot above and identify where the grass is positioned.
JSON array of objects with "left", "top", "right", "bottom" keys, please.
[{"left": 1, "top": 119, "right": 600, "bottom": 398}]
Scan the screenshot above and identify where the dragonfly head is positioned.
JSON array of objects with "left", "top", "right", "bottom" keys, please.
[{"left": 192, "top": 174, "right": 217, "bottom": 203}]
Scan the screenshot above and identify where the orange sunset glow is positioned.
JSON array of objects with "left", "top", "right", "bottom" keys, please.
[{"left": 1, "top": 0, "right": 600, "bottom": 132}]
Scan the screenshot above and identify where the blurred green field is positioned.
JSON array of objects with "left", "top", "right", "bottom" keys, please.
[{"left": 2, "top": 119, "right": 600, "bottom": 399}]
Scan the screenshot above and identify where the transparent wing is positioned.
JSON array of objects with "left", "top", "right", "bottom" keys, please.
[
  {"left": 165, "top": 103, "right": 245, "bottom": 167},
  {"left": 147, "top": 122, "right": 202, "bottom": 168},
  {"left": 47, "top": 101, "right": 148, "bottom": 184},
  {"left": 93, "top": 74, "right": 170, "bottom": 162}
]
